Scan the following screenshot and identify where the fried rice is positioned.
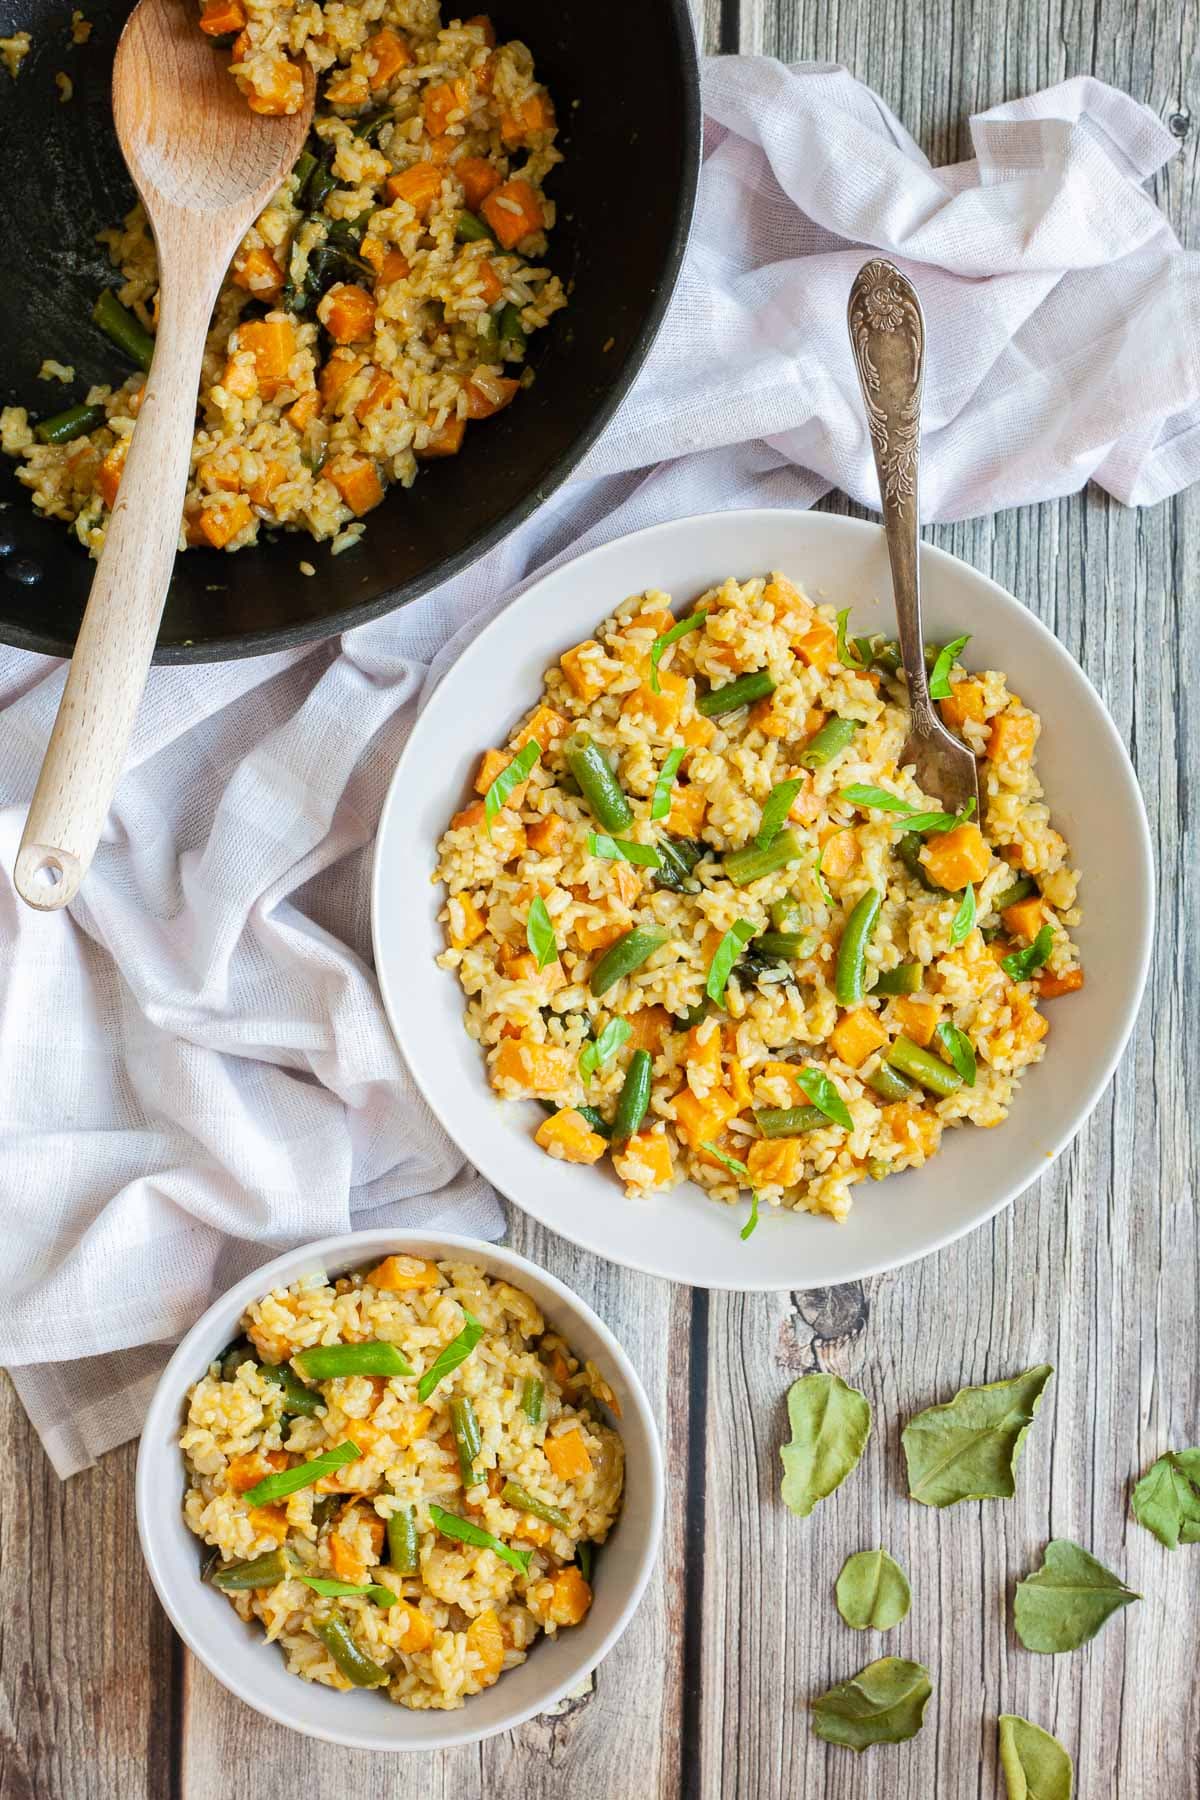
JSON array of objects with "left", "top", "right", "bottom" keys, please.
[
  {"left": 432, "top": 572, "right": 1084, "bottom": 1229},
  {"left": 181, "top": 1255, "right": 623, "bottom": 1710},
  {"left": 0, "top": 0, "right": 564, "bottom": 557}
]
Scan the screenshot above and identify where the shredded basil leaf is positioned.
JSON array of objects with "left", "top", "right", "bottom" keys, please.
[
  {"left": 299, "top": 1575, "right": 399, "bottom": 1607},
  {"left": 525, "top": 895, "right": 558, "bottom": 970},
  {"left": 935, "top": 1020, "right": 977, "bottom": 1086},
  {"left": 835, "top": 607, "right": 867, "bottom": 670},
  {"left": 755, "top": 779, "right": 803, "bottom": 851},
  {"left": 840, "top": 786, "right": 977, "bottom": 834},
  {"left": 705, "top": 919, "right": 758, "bottom": 1004},
  {"left": 950, "top": 883, "right": 976, "bottom": 945},
  {"left": 700, "top": 1140, "right": 749, "bottom": 1179},
  {"left": 243, "top": 1440, "right": 362, "bottom": 1508},
  {"left": 579, "top": 1017, "right": 631, "bottom": 1081},
  {"left": 649, "top": 611, "right": 707, "bottom": 693},
  {"left": 587, "top": 832, "right": 663, "bottom": 869},
  {"left": 428, "top": 1503, "right": 532, "bottom": 1574},
  {"left": 484, "top": 739, "right": 540, "bottom": 830},
  {"left": 796, "top": 1066, "right": 853, "bottom": 1131},
  {"left": 840, "top": 784, "right": 916, "bottom": 814},
  {"left": 928, "top": 634, "right": 971, "bottom": 702},
  {"left": 417, "top": 1311, "right": 484, "bottom": 1403},
  {"left": 1001, "top": 923, "right": 1055, "bottom": 982},
  {"left": 740, "top": 1187, "right": 761, "bottom": 1241},
  {"left": 650, "top": 745, "right": 686, "bottom": 821}
]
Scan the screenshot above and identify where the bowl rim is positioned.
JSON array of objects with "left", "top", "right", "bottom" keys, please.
[
  {"left": 134, "top": 1227, "right": 665, "bottom": 1751},
  {"left": 4, "top": 2, "right": 702, "bottom": 665},
  {"left": 371, "top": 505, "right": 1156, "bottom": 1289}
]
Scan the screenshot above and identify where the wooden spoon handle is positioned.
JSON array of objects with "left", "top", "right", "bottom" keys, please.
[{"left": 15, "top": 267, "right": 220, "bottom": 910}]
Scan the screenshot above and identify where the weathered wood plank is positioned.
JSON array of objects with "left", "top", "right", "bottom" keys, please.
[
  {"left": 0, "top": 1373, "right": 176, "bottom": 1800},
  {"left": 180, "top": 1213, "right": 692, "bottom": 1800}
]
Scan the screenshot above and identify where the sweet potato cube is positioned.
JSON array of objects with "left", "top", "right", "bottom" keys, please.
[
  {"left": 499, "top": 91, "right": 555, "bottom": 147},
  {"left": 318, "top": 351, "right": 363, "bottom": 408},
  {"left": 891, "top": 996, "right": 942, "bottom": 1048},
  {"left": 246, "top": 1505, "right": 289, "bottom": 1542},
  {"left": 1037, "top": 966, "right": 1084, "bottom": 999},
  {"left": 386, "top": 162, "right": 443, "bottom": 219},
  {"left": 474, "top": 747, "right": 516, "bottom": 797},
  {"left": 491, "top": 1037, "right": 573, "bottom": 1095},
  {"left": 247, "top": 460, "right": 286, "bottom": 509},
  {"left": 543, "top": 1426, "right": 593, "bottom": 1481},
  {"left": 418, "top": 414, "right": 466, "bottom": 458},
  {"left": 286, "top": 389, "right": 321, "bottom": 429},
  {"left": 534, "top": 1109, "right": 608, "bottom": 1165},
  {"left": 573, "top": 914, "right": 626, "bottom": 954},
  {"left": 547, "top": 1566, "right": 592, "bottom": 1626},
  {"left": 939, "top": 679, "right": 987, "bottom": 731},
  {"left": 367, "top": 1254, "right": 440, "bottom": 1291},
  {"left": 1002, "top": 896, "right": 1045, "bottom": 941},
  {"left": 727, "top": 1057, "right": 752, "bottom": 1110},
  {"left": 747, "top": 1137, "right": 806, "bottom": 1187},
  {"left": 923, "top": 822, "right": 991, "bottom": 891},
  {"left": 625, "top": 1006, "right": 671, "bottom": 1054},
  {"left": 987, "top": 711, "right": 1038, "bottom": 767},
  {"left": 446, "top": 892, "right": 486, "bottom": 948},
  {"left": 423, "top": 76, "right": 473, "bottom": 135},
  {"left": 355, "top": 371, "right": 402, "bottom": 422},
  {"left": 481, "top": 178, "right": 543, "bottom": 250},
  {"left": 474, "top": 258, "right": 505, "bottom": 305},
  {"left": 465, "top": 1607, "right": 504, "bottom": 1679},
  {"left": 749, "top": 693, "right": 789, "bottom": 737},
  {"left": 329, "top": 1533, "right": 366, "bottom": 1586},
  {"left": 465, "top": 375, "right": 519, "bottom": 420},
  {"left": 328, "top": 455, "right": 384, "bottom": 515},
  {"left": 225, "top": 1449, "right": 287, "bottom": 1493},
  {"left": 457, "top": 155, "right": 501, "bottom": 210},
  {"left": 235, "top": 317, "right": 296, "bottom": 398},
  {"left": 514, "top": 705, "right": 569, "bottom": 755},
  {"left": 612, "top": 1129, "right": 673, "bottom": 1190},
  {"left": 882, "top": 1103, "right": 941, "bottom": 1157},
  {"left": 622, "top": 669, "right": 686, "bottom": 732},
  {"left": 830, "top": 1007, "right": 889, "bottom": 1069},
  {"left": 559, "top": 640, "right": 607, "bottom": 701},
  {"left": 819, "top": 827, "right": 858, "bottom": 880},
  {"left": 199, "top": 0, "right": 245, "bottom": 34},
  {"left": 465, "top": 13, "right": 496, "bottom": 42},
  {"left": 682, "top": 715, "right": 715, "bottom": 749},
  {"left": 672, "top": 1086, "right": 741, "bottom": 1151},
  {"left": 527, "top": 814, "right": 567, "bottom": 854},
  {"left": 666, "top": 782, "right": 706, "bottom": 836},
  {"left": 685, "top": 1022, "right": 723, "bottom": 1092},
  {"left": 765, "top": 575, "right": 813, "bottom": 638},
  {"left": 198, "top": 495, "right": 253, "bottom": 549},
  {"left": 246, "top": 57, "right": 306, "bottom": 115},
  {"left": 318, "top": 282, "right": 376, "bottom": 345},
  {"left": 795, "top": 619, "right": 837, "bottom": 668},
  {"left": 365, "top": 27, "right": 411, "bottom": 88},
  {"left": 97, "top": 442, "right": 126, "bottom": 509},
  {"left": 232, "top": 245, "right": 284, "bottom": 299}
]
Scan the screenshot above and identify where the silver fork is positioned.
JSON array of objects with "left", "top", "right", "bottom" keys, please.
[{"left": 847, "top": 258, "right": 979, "bottom": 819}]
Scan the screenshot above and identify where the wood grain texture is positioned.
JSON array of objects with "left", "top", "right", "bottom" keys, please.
[{"left": 4, "top": 0, "right": 1199, "bottom": 1795}]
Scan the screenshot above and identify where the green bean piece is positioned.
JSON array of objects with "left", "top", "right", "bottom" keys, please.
[
  {"left": 577, "top": 1541, "right": 594, "bottom": 1581},
  {"left": 798, "top": 715, "right": 857, "bottom": 768},
  {"left": 498, "top": 301, "right": 526, "bottom": 359},
  {"left": 573, "top": 1103, "right": 612, "bottom": 1137},
  {"left": 564, "top": 732, "right": 633, "bottom": 832},
  {"left": 611, "top": 1049, "right": 652, "bottom": 1141},
  {"left": 501, "top": 1480, "right": 570, "bottom": 1529},
  {"left": 995, "top": 875, "right": 1037, "bottom": 910},
  {"left": 521, "top": 1376, "right": 544, "bottom": 1423},
  {"left": 450, "top": 1395, "right": 483, "bottom": 1487},
  {"left": 455, "top": 209, "right": 494, "bottom": 243},
  {"left": 212, "top": 1548, "right": 294, "bottom": 1591},
  {"left": 387, "top": 1503, "right": 420, "bottom": 1575},
  {"left": 834, "top": 887, "right": 882, "bottom": 1005},
  {"left": 291, "top": 147, "right": 318, "bottom": 201},
  {"left": 676, "top": 998, "right": 711, "bottom": 1028},
  {"left": 866, "top": 1062, "right": 918, "bottom": 1103},
  {"left": 769, "top": 897, "right": 805, "bottom": 934},
  {"left": 259, "top": 1362, "right": 323, "bottom": 1417},
  {"left": 887, "top": 1034, "right": 964, "bottom": 1097},
  {"left": 723, "top": 828, "right": 804, "bottom": 886},
  {"left": 312, "top": 1494, "right": 340, "bottom": 1531},
  {"left": 293, "top": 1341, "right": 414, "bottom": 1381},
  {"left": 92, "top": 288, "right": 155, "bottom": 372},
  {"left": 873, "top": 639, "right": 902, "bottom": 674},
  {"left": 589, "top": 927, "right": 668, "bottom": 997},
  {"left": 34, "top": 402, "right": 106, "bottom": 446},
  {"left": 870, "top": 963, "right": 922, "bottom": 997},
  {"left": 897, "top": 831, "right": 942, "bottom": 892},
  {"left": 697, "top": 669, "right": 776, "bottom": 717},
  {"left": 313, "top": 1614, "right": 390, "bottom": 1688},
  {"left": 753, "top": 1104, "right": 827, "bottom": 1138},
  {"left": 417, "top": 1310, "right": 485, "bottom": 1403},
  {"left": 243, "top": 1440, "right": 363, "bottom": 1507},
  {"left": 428, "top": 1504, "right": 532, "bottom": 1574},
  {"left": 755, "top": 930, "right": 811, "bottom": 961}
]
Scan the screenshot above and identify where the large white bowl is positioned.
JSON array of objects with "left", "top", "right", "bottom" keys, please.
[
  {"left": 373, "top": 509, "right": 1154, "bottom": 1290},
  {"left": 136, "top": 1230, "right": 663, "bottom": 1751}
]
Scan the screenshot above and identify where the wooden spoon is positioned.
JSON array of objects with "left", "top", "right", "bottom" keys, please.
[
  {"left": 14, "top": 0, "right": 312, "bottom": 911},
  {"left": 847, "top": 259, "right": 980, "bottom": 820}
]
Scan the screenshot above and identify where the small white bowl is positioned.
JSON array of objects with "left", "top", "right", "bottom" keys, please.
[
  {"left": 135, "top": 1230, "right": 663, "bottom": 1752},
  {"left": 373, "top": 508, "right": 1154, "bottom": 1290}
]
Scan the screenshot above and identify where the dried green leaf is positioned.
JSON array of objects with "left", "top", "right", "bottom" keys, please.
[
  {"left": 810, "top": 1657, "right": 932, "bottom": 1753},
  {"left": 998, "top": 1715, "right": 1074, "bottom": 1799},
  {"left": 834, "top": 1549, "right": 911, "bottom": 1631},
  {"left": 1012, "top": 1538, "right": 1139, "bottom": 1654},
  {"left": 1130, "top": 1448, "right": 1200, "bottom": 1549},
  {"left": 902, "top": 1364, "right": 1053, "bottom": 1506},
  {"left": 780, "top": 1373, "right": 871, "bottom": 1519}
]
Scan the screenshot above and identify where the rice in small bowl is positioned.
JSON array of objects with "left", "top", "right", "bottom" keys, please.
[{"left": 136, "top": 1232, "right": 663, "bottom": 1750}]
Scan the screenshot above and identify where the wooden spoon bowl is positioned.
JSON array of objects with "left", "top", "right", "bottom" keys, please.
[{"left": 15, "top": 0, "right": 312, "bottom": 911}]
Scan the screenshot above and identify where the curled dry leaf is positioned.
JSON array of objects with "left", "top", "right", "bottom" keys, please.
[
  {"left": 810, "top": 1656, "right": 932, "bottom": 1753},
  {"left": 780, "top": 1373, "right": 871, "bottom": 1519},
  {"left": 1130, "top": 1448, "right": 1200, "bottom": 1550},
  {"left": 901, "top": 1364, "right": 1053, "bottom": 1507},
  {"left": 998, "top": 1715, "right": 1074, "bottom": 1799},
  {"left": 834, "top": 1549, "right": 911, "bottom": 1632},
  {"left": 1012, "top": 1538, "right": 1139, "bottom": 1654}
]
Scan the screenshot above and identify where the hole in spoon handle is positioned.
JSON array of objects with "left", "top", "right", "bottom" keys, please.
[{"left": 14, "top": 844, "right": 82, "bottom": 911}]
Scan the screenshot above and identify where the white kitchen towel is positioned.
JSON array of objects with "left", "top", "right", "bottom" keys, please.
[{"left": 4, "top": 61, "right": 1197, "bottom": 1475}]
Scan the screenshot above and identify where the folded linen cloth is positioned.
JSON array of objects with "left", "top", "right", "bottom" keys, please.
[{"left": 3, "top": 60, "right": 1196, "bottom": 1475}]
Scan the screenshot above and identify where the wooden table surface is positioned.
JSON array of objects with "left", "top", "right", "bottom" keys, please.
[{"left": 3, "top": 3, "right": 1197, "bottom": 1797}]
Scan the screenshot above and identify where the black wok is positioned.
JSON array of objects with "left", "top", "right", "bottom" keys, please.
[{"left": 0, "top": 0, "right": 700, "bottom": 659}]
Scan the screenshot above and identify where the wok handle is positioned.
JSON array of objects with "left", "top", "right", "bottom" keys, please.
[{"left": 15, "top": 257, "right": 220, "bottom": 911}]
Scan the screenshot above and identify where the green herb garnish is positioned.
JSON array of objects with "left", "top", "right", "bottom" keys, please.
[
  {"left": 579, "top": 1017, "right": 631, "bottom": 1082},
  {"left": 795, "top": 1066, "right": 853, "bottom": 1131},
  {"left": 835, "top": 606, "right": 867, "bottom": 669},
  {"left": 740, "top": 1187, "right": 761, "bottom": 1241},
  {"left": 428, "top": 1503, "right": 532, "bottom": 1574},
  {"left": 650, "top": 745, "right": 686, "bottom": 821},
  {"left": 705, "top": 919, "right": 758, "bottom": 1003},
  {"left": 699, "top": 1141, "right": 749, "bottom": 1180},
  {"left": 649, "top": 611, "right": 706, "bottom": 693},
  {"left": 243, "top": 1439, "right": 362, "bottom": 1508},
  {"left": 299, "top": 1575, "right": 400, "bottom": 1607},
  {"left": 928, "top": 633, "right": 971, "bottom": 702},
  {"left": 417, "top": 1311, "right": 484, "bottom": 1403},
  {"left": 1002, "top": 924, "right": 1055, "bottom": 982},
  {"left": 525, "top": 895, "right": 558, "bottom": 970},
  {"left": 934, "top": 1020, "right": 976, "bottom": 1087},
  {"left": 755, "top": 779, "right": 802, "bottom": 851},
  {"left": 950, "top": 882, "right": 976, "bottom": 945},
  {"left": 587, "top": 832, "right": 663, "bottom": 869},
  {"left": 484, "top": 739, "right": 540, "bottom": 830}
]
